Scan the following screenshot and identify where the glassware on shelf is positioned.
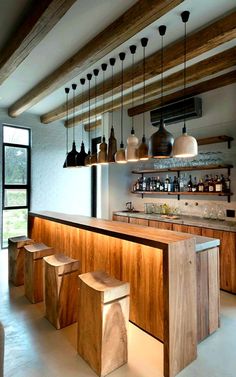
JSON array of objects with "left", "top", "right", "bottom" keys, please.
[{"left": 217, "top": 207, "right": 225, "bottom": 220}]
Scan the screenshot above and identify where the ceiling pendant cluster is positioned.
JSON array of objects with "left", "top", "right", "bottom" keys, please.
[{"left": 63, "top": 10, "right": 198, "bottom": 169}]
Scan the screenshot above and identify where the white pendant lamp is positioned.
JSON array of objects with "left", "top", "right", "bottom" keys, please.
[
  {"left": 125, "top": 45, "right": 139, "bottom": 162},
  {"left": 173, "top": 11, "right": 198, "bottom": 158},
  {"left": 115, "top": 52, "right": 127, "bottom": 164}
]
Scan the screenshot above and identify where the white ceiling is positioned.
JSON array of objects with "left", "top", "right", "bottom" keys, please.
[{"left": 0, "top": 0, "right": 235, "bottom": 119}]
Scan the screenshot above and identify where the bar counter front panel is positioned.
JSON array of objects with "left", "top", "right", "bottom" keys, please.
[{"left": 28, "top": 211, "right": 218, "bottom": 377}]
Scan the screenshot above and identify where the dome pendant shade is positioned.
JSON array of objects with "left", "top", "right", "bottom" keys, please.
[
  {"left": 149, "top": 119, "right": 174, "bottom": 158},
  {"left": 63, "top": 141, "right": 79, "bottom": 167},
  {"left": 125, "top": 129, "right": 139, "bottom": 162},
  {"left": 98, "top": 137, "right": 108, "bottom": 164},
  {"left": 138, "top": 136, "right": 149, "bottom": 160},
  {"left": 115, "top": 143, "right": 127, "bottom": 164},
  {"left": 108, "top": 126, "right": 117, "bottom": 163},
  {"left": 76, "top": 141, "right": 88, "bottom": 166},
  {"left": 172, "top": 130, "right": 198, "bottom": 158}
]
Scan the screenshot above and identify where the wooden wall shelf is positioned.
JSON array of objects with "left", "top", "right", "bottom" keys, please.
[
  {"left": 131, "top": 191, "right": 232, "bottom": 197},
  {"left": 132, "top": 164, "right": 233, "bottom": 175},
  {"left": 197, "top": 135, "right": 234, "bottom": 149}
]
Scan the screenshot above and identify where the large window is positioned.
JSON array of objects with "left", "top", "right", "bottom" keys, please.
[{"left": 2, "top": 125, "right": 31, "bottom": 248}]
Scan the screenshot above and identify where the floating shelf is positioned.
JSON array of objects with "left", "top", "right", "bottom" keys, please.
[
  {"left": 132, "top": 164, "right": 233, "bottom": 175},
  {"left": 131, "top": 191, "right": 232, "bottom": 197},
  {"left": 197, "top": 135, "right": 234, "bottom": 149}
]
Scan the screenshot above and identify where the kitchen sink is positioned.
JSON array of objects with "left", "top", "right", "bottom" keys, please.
[{"left": 121, "top": 210, "right": 140, "bottom": 213}]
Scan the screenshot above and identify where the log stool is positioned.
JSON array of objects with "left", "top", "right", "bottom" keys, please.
[
  {"left": 44, "top": 254, "right": 80, "bottom": 329},
  {"left": 77, "top": 271, "right": 130, "bottom": 377},
  {"left": 24, "top": 243, "right": 54, "bottom": 303},
  {"left": 8, "top": 236, "right": 34, "bottom": 286}
]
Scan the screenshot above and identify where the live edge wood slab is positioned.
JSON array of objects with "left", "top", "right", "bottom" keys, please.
[{"left": 29, "top": 211, "right": 207, "bottom": 377}]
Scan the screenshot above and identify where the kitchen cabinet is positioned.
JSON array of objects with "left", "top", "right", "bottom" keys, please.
[
  {"left": 112, "top": 214, "right": 129, "bottom": 223},
  {"left": 129, "top": 217, "right": 149, "bottom": 226},
  {"left": 149, "top": 220, "right": 173, "bottom": 230},
  {"left": 172, "top": 224, "right": 202, "bottom": 235}
]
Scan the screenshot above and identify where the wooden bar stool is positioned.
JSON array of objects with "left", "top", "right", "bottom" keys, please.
[
  {"left": 43, "top": 254, "right": 80, "bottom": 329},
  {"left": 8, "top": 236, "right": 34, "bottom": 286},
  {"left": 77, "top": 271, "right": 130, "bottom": 377},
  {"left": 24, "top": 243, "right": 54, "bottom": 303}
]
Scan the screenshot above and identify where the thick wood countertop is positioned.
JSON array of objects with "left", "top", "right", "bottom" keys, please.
[{"left": 29, "top": 211, "right": 219, "bottom": 251}]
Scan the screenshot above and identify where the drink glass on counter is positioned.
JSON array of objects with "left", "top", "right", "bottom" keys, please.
[{"left": 144, "top": 203, "right": 154, "bottom": 214}]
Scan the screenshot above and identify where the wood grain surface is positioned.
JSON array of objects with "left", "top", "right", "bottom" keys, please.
[{"left": 8, "top": 237, "right": 34, "bottom": 286}]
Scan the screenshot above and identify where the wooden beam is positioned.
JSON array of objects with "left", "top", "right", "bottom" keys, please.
[
  {"left": 0, "top": 0, "right": 76, "bottom": 84},
  {"left": 41, "top": 10, "right": 236, "bottom": 124},
  {"left": 84, "top": 119, "right": 102, "bottom": 132},
  {"left": 8, "top": 0, "right": 183, "bottom": 117},
  {"left": 65, "top": 48, "right": 236, "bottom": 127},
  {"left": 128, "top": 70, "right": 236, "bottom": 116}
]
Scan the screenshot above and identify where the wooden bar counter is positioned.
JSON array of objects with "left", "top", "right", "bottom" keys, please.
[{"left": 28, "top": 211, "right": 219, "bottom": 377}]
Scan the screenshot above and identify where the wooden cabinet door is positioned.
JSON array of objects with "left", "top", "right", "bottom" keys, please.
[
  {"left": 172, "top": 224, "right": 202, "bottom": 235},
  {"left": 112, "top": 214, "right": 129, "bottom": 223},
  {"left": 202, "top": 228, "right": 236, "bottom": 293},
  {"left": 129, "top": 217, "right": 149, "bottom": 226},
  {"left": 149, "top": 220, "right": 173, "bottom": 230}
]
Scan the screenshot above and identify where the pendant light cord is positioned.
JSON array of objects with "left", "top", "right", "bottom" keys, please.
[
  {"left": 111, "top": 64, "right": 114, "bottom": 126},
  {"left": 102, "top": 69, "right": 105, "bottom": 136},
  {"left": 161, "top": 34, "right": 164, "bottom": 116},
  {"left": 183, "top": 19, "right": 187, "bottom": 133},
  {"left": 81, "top": 82, "right": 84, "bottom": 142},
  {"left": 87, "top": 74, "right": 92, "bottom": 153},
  {"left": 72, "top": 84, "right": 77, "bottom": 142},
  {"left": 131, "top": 50, "right": 134, "bottom": 130},
  {"left": 119, "top": 53, "right": 125, "bottom": 147},
  {"left": 142, "top": 43, "right": 145, "bottom": 138},
  {"left": 65, "top": 88, "right": 69, "bottom": 154}
]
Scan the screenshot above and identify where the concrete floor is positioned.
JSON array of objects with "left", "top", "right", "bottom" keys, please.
[{"left": 0, "top": 249, "right": 236, "bottom": 377}]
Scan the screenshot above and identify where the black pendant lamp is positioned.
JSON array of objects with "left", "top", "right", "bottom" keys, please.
[
  {"left": 125, "top": 45, "right": 139, "bottom": 162},
  {"left": 90, "top": 68, "right": 99, "bottom": 166},
  {"left": 149, "top": 26, "right": 174, "bottom": 158},
  {"left": 76, "top": 78, "right": 88, "bottom": 166},
  {"left": 84, "top": 73, "right": 93, "bottom": 166},
  {"left": 98, "top": 63, "right": 108, "bottom": 164},
  {"left": 107, "top": 57, "right": 117, "bottom": 163},
  {"left": 63, "top": 83, "right": 79, "bottom": 167},
  {"left": 138, "top": 38, "right": 149, "bottom": 160},
  {"left": 63, "top": 87, "right": 70, "bottom": 168},
  {"left": 115, "top": 52, "right": 127, "bottom": 164},
  {"left": 172, "top": 11, "right": 198, "bottom": 158}
]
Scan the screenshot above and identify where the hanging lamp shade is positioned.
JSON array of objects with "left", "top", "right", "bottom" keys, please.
[
  {"left": 173, "top": 11, "right": 198, "bottom": 158},
  {"left": 126, "top": 44, "right": 139, "bottom": 162},
  {"left": 149, "top": 26, "right": 174, "bottom": 159},
  {"left": 137, "top": 37, "right": 149, "bottom": 161},
  {"left": 64, "top": 84, "right": 79, "bottom": 167},
  {"left": 115, "top": 52, "right": 127, "bottom": 164},
  {"left": 149, "top": 118, "right": 174, "bottom": 158},
  {"left": 108, "top": 126, "right": 117, "bottom": 162},
  {"left": 76, "top": 78, "right": 88, "bottom": 166}
]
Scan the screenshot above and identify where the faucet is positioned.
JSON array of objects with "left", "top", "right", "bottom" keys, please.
[{"left": 126, "top": 202, "right": 134, "bottom": 211}]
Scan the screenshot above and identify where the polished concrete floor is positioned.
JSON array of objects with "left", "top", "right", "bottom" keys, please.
[{"left": 0, "top": 248, "right": 236, "bottom": 377}]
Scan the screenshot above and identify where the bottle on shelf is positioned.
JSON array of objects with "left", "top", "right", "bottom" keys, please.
[
  {"left": 179, "top": 174, "right": 184, "bottom": 192},
  {"left": 215, "top": 175, "right": 222, "bottom": 192},
  {"left": 159, "top": 177, "right": 164, "bottom": 192},
  {"left": 146, "top": 177, "right": 151, "bottom": 192},
  {"left": 192, "top": 177, "right": 198, "bottom": 192},
  {"left": 142, "top": 177, "right": 147, "bottom": 191},
  {"left": 197, "top": 178, "right": 204, "bottom": 192},
  {"left": 173, "top": 176, "right": 179, "bottom": 192},
  {"left": 164, "top": 175, "right": 170, "bottom": 192},
  {"left": 187, "top": 175, "right": 193, "bottom": 192},
  {"left": 204, "top": 175, "right": 209, "bottom": 192},
  {"left": 225, "top": 175, "right": 231, "bottom": 193}
]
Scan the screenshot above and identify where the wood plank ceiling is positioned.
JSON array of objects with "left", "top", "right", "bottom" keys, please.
[{"left": 0, "top": 0, "right": 235, "bottom": 131}]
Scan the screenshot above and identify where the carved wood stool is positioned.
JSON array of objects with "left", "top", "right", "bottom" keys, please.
[
  {"left": 77, "top": 270, "right": 130, "bottom": 377},
  {"left": 24, "top": 243, "right": 54, "bottom": 303},
  {"left": 43, "top": 254, "right": 80, "bottom": 329},
  {"left": 8, "top": 236, "right": 34, "bottom": 286}
]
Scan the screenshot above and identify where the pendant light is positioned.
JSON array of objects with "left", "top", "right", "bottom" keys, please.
[
  {"left": 125, "top": 45, "right": 139, "bottom": 162},
  {"left": 108, "top": 57, "right": 117, "bottom": 163},
  {"left": 138, "top": 38, "right": 149, "bottom": 160},
  {"left": 84, "top": 73, "right": 93, "bottom": 166},
  {"left": 149, "top": 26, "right": 174, "bottom": 158},
  {"left": 77, "top": 78, "right": 88, "bottom": 166},
  {"left": 115, "top": 52, "right": 127, "bottom": 164},
  {"left": 172, "top": 11, "right": 198, "bottom": 158},
  {"left": 90, "top": 68, "right": 99, "bottom": 166},
  {"left": 63, "top": 83, "right": 79, "bottom": 167},
  {"left": 98, "top": 63, "right": 108, "bottom": 164},
  {"left": 63, "top": 87, "right": 70, "bottom": 168}
]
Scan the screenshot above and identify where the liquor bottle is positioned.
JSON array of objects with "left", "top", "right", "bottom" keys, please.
[
  {"left": 168, "top": 176, "right": 172, "bottom": 192},
  {"left": 187, "top": 175, "right": 193, "bottom": 192},
  {"left": 225, "top": 176, "right": 231, "bottom": 193},
  {"left": 146, "top": 177, "right": 151, "bottom": 192},
  {"left": 183, "top": 173, "right": 188, "bottom": 191},
  {"left": 198, "top": 178, "right": 204, "bottom": 192},
  {"left": 179, "top": 174, "right": 184, "bottom": 192},
  {"left": 152, "top": 177, "right": 157, "bottom": 191},
  {"left": 142, "top": 177, "right": 147, "bottom": 191},
  {"left": 204, "top": 175, "right": 209, "bottom": 192},
  {"left": 164, "top": 175, "right": 170, "bottom": 192},
  {"left": 192, "top": 177, "right": 198, "bottom": 192},
  {"left": 173, "top": 176, "right": 179, "bottom": 192},
  {"left": 156, "top": 176, "right": 160, "bottom": 191},
  {"left": 215, "top": 175, "right": 222, "bottom": 192},
  {"left": 133, "top": 180, "right": 137, "bottom": 192},
  {"left": 208, "top": 175, "right": 215, "bottom": 192},
  {"left": 159, "top": 177, "right": 164, "bottom": 192}
]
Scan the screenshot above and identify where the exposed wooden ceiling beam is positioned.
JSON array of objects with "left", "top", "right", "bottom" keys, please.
[
  {"left": 127, "top": 70, "right": 236, "bottom": 117},
  {"left": 0, "top": 0, "right": 76, "bottom": 85},
  {"left": 84, "top": 119, "right": 102, "bottom": 132},
  {"left": 8, "top": 0, "right": 183, "bottom": 118},
  {"left": 41, "top": 10, "right": 236, "bottom": 124},
  {"left": 65, "top": 47, "right": 236, "bottom": 127}
]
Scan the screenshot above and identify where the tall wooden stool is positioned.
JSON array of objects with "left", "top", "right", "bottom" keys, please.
[
  {"left": 8, "top": 236, "right": 34, "bottom": 286},
  {"left": 24, "top": 243, "right": 54, "bottom": 303},
  {"left": 77, "top": 271, "right": 130, "bottom": 377},
  {"left": 44, "top": 254, "right": 80, "bottom": 329}
]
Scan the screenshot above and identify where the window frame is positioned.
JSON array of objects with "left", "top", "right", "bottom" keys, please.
[{"left": 1, "top": 125, "right": 31, "bottom": 247}]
